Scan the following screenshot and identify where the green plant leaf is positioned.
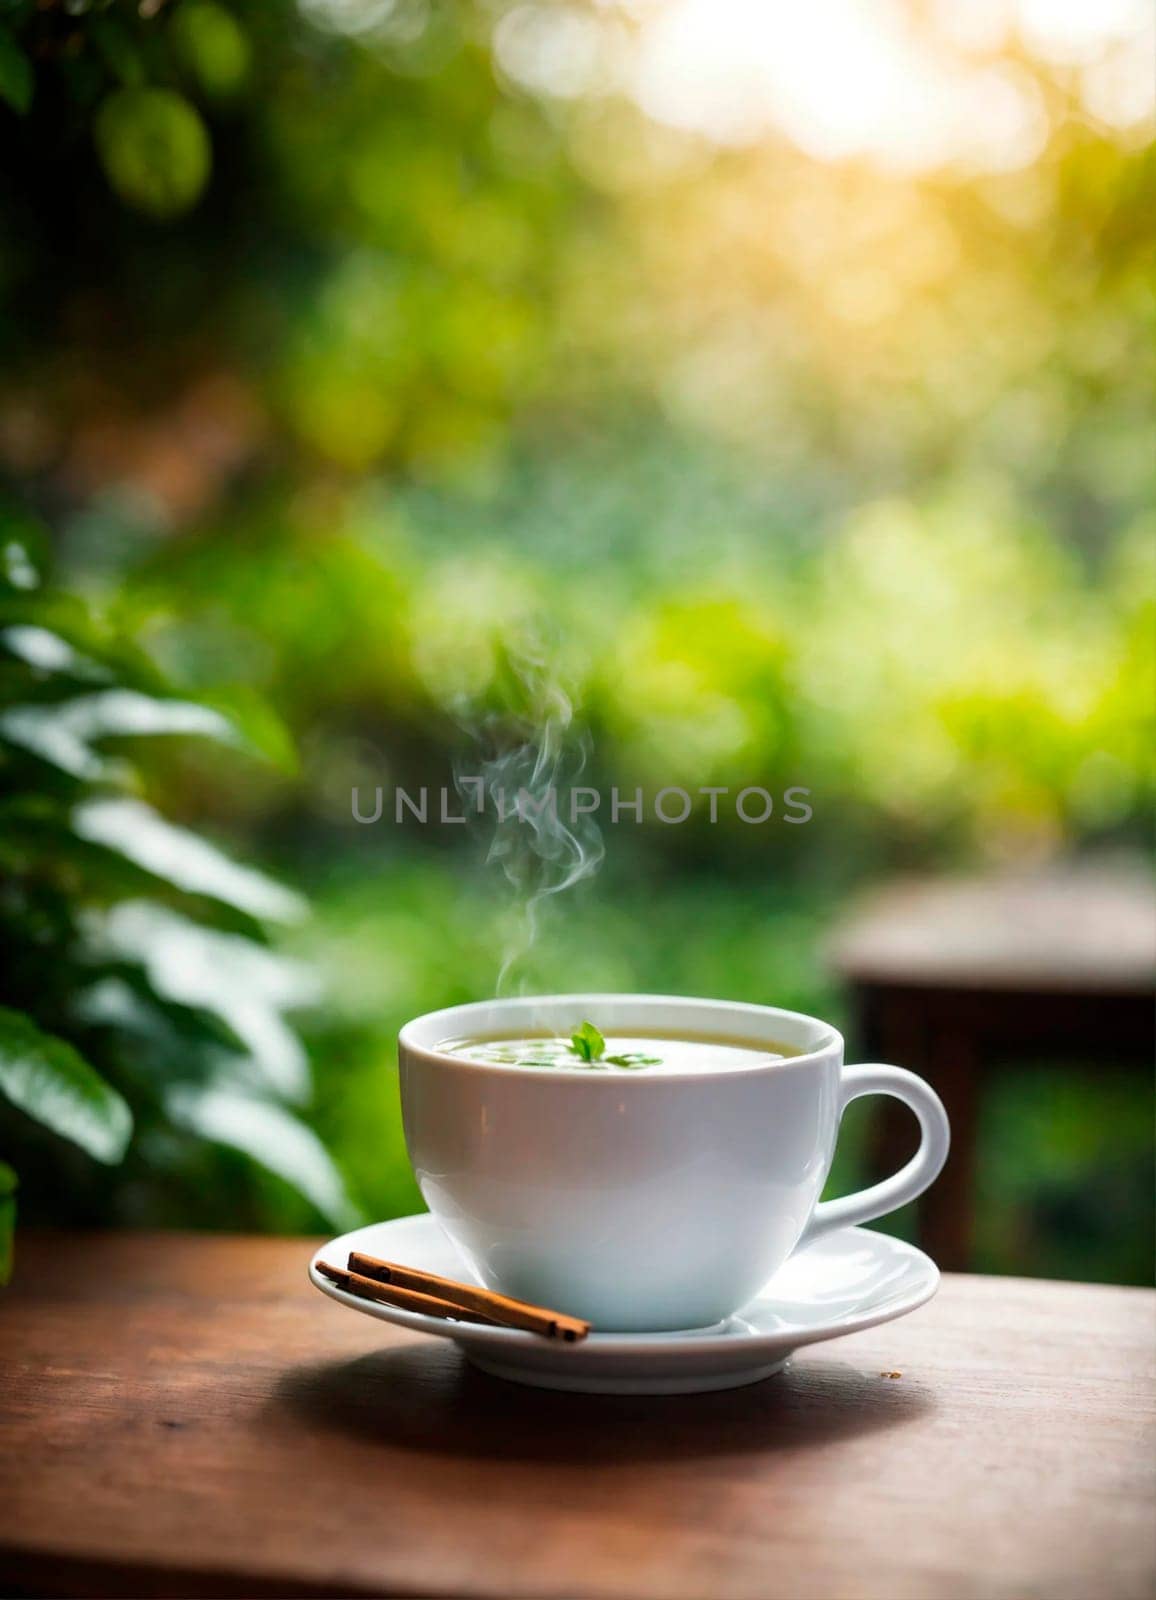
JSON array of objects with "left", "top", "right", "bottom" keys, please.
[
  {"left": 95, "top": 89, "right": 211, "bottom": 219},
  {"left": 0, "top": 690, "right": 244, "bottom": 778},
  {"left": 0, "top": 518, "right": 47, "bottom": 593},
  {"left": 0, "top": 794, "right": 149, "bottom": 885},
  {"left": 171, "top": 2, "right": 250, "bottom": 100},
  {"left": 568, "top": 1021, "right": 605, "bottom": 1063},
  {"left": 74, "top": 973, "right": 240, "bottom": 1075},
  {"left": 0, "top": 589, "right": 166, "bottom": 689},
  {"left": 0, "top": 1160, "right": 16, "bottom": 1286},
  {"left": 72, "top": 798, "right": 306, "bottom": 922},
  {"left": 197, "top": 686, "right": 298, "bottom": 775},
  {"left": 88, "top": 901, "right": 317, "bottom": 1101},
  {"left": 0, "top": 26, "right": 32, "bottom": 116},
  {"left": 0, "top": 624, "right": 113, "bottom": 684},
  {"left": 0, "top": 1008, "right": 132, "bottom": 1164},
  {"left": 167, "top": 1084, "right": 358, "bottom": 1228}
]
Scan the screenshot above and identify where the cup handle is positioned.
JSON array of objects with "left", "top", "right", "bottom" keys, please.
[{"left": 797, "top": 1063, "right": 950, "bottom": 1249}]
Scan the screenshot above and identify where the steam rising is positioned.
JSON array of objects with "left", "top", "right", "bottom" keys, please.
[{"left": 455, "top": 641, "right": 604, "bottom": 993}]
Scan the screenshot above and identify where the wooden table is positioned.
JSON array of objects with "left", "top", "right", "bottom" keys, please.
[
  {"left": 2, "top": 1233, "right": 1153, "bottom": 1600},
  {"left": 829, "top": 867, "right": 1156, "bottom": 1270}
]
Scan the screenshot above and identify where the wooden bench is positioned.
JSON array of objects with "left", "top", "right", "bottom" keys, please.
[{"left": 829, "top": 866, "right": 1156, "bottom": 1270}]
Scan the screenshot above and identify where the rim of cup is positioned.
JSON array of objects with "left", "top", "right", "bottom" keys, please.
[{"left": 398, "top": 992, "right": 843, "bottom": 1081}]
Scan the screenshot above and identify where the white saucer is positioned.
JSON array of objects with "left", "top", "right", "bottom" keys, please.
[{"left": 309, "top": 1215, "right": 939, "bottom": 1395}]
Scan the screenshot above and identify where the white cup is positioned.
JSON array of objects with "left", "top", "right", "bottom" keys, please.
[{"left": 399, "top": 993, "right": 950, "bottom": 1332}]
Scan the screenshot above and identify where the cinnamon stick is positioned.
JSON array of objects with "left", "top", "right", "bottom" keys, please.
[
  {"left": 346, "top": 1249, "right": 591, "bottom": 1342},
  {"left": 315, "top": 1260, "right": 497, "bottom": 1326}
]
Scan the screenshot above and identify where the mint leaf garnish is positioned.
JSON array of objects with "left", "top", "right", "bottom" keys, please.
[{"left": 569, "top": 1021, "right": 605, "bottom": 1063}]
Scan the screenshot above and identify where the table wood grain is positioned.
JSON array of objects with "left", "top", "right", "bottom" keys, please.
[{"left": 1, "top": 1232, "right": 1153, "bottom": 1600}]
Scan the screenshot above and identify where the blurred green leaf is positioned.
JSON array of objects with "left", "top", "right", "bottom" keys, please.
[
  {"left": 0, "top": 625, "right": 114, "bottom": 684},
  {"left": 90, "top": 901, "right": 317, "bottom": 1101},
  {"left": 0, "top": 593, "right": 173, "bottom": 695},
  {"left": 95, "top": 88, "right": 210, "bottom": 218},
  {"left": 167, "top": 1084, "right": 357, "bottom": 1227},
  {"left": 198, "top": 686, "right": 298, "bottom": 775},
  {"left": 72, "top": 797, "right": 306, "bottom": 922},
  {"left": 0, "top": 705, "right": 108, "bottom": 780},
  {"left": 0, "top": 690, "right": 243, "bottom": 779},
  {"left": 0, "top": 25, "right": 32, "bottom": 116},
  {"left": 171, "top": 2, "right": 250, "bottom": 100},
  {"left": 74, "top": 972, "right": 241, "bottom": 1073},
  {"left": 0, "top": 793, "right": 136, "bottom": 873},
  {"left": 0, "top": 1007, "right": 132, "bottom": 1164},
  {"left": 0, "top": 529, "right": 43, "bottom": 593}
]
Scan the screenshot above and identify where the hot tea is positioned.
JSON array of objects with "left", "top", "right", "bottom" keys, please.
[{"left": 438, "top": 1020, "right": 799, "bottom": 1074}]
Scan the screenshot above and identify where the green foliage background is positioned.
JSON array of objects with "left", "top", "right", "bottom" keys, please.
[{"left": 0, "top": 0, "right": 1151, "bottom": 1281}]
